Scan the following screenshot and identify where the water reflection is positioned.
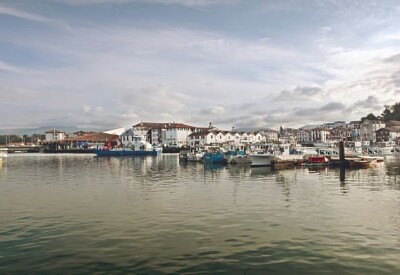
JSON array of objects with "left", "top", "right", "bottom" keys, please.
[
  {"left": 2, "top": 154, "right": 400, "bottom": 273},
  {"left": 250, "top": 166, "right": 273, "bottom": 177}
]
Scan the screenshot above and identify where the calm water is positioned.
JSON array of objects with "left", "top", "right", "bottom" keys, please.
[{"left": 1, "top": 154, "right": 400, "bottom": 274}]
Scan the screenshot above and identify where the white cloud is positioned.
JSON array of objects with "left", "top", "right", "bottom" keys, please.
[
  {"left": 0, "top": 3, "right": 48, "bottom": 22},
  {"left": 319, "top": 26, "right": 331, "bottom": 34},
  {"left": 57, "top": 0, "right": 237, "bottom": 6}
]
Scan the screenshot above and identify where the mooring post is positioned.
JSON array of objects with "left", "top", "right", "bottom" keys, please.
[
  {"left": 339, "top": 140, "right": 346, "bottom": 183},
  {"left": 339, "top": 141, "right": 345, "bottom": 163}
]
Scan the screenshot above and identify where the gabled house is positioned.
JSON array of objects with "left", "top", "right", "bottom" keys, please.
[{"left": 375, "top": 127, "right": 400, "bottom": 142}]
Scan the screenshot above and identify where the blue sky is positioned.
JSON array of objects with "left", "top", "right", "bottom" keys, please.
[{"left": 0, "top": 0, "right": 399, "bottom": 130}]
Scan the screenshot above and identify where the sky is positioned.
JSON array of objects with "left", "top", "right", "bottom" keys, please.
[{"left": 0, "top": 0, "right": 399, "bottom": 131}]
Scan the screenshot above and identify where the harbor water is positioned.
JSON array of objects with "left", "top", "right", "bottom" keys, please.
[{"left": 1, "top": 154, "right": 400, "bottom": 274}]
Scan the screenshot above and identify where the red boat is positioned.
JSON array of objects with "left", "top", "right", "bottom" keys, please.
[{"left": 306, "top": 156, "right": 329, "bottom": 166}]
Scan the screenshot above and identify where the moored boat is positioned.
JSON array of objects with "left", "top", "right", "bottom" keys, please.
[
  {"left": 348, "top": 157, "right": 378, "bottom": 169},
  {"left": 305, "top": 156, "right": 329, "bottom": 166},
  {"left": 203, "top": 151, "right": 224, "bottom": 164},
  {"left": 249, "top": 152, "right": 276, "bottom": 166}
]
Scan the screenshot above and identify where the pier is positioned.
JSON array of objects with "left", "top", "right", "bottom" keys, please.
[{"left": 0, "top": 145, "right": 41, "bottom": 153}]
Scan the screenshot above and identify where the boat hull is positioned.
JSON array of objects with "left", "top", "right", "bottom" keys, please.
[
  {"left": 249, "top": 154, "right": 276, "bottom": 166},
  {"left": 203, "top": 152, "right": 224, "bottom": 164}
]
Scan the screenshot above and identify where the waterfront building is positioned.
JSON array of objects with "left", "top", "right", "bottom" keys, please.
[
  {"left": 45, "top": 129, "right": 67, "bottom": 141},
  {"left": 258, "top": 128, "right": 279, "bottom": 142},
  {"left": 385, "top": 120, "right": 400, "bottom": 129},
  {"left": 347, "top": 121, "right": 361, "bottom": 141},
  {"left": 120, "top": 128, "right": 135, "bottom": 147},
  {"left": 360, "top": 119, "right": 385, "bottom": 142},
  {"left": 132, "top": 122, "right": 167, "bottom": 144},
  {"left": 330, "top": 126, "right": 349, "bottom": 142},
  {"left": 375, "top": 127, "right": 400, "bottom": 142},
  {"left": 165, "top": 123, "right": 197, "bottom": 147},
  {"left": 251, "top": 132, "right": 264, "bottom": 143},
  {"left": 296, "top": 129, "right": 311, "bottom": 143},
  {"left": 310, "top": 127, "right": 331, "bottom": 142},
  {"left": 188, "top": 131, "right": 213, "bottom": 149}
]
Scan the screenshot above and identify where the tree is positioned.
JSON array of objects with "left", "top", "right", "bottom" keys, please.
[
  {"left": 381, "top": 102, "right": 400, "bottom": 121},
  {"left": 361, "top": 113, "right": 378, "bottom": 122}
]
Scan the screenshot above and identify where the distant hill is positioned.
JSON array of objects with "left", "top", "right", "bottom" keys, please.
[{"left": 0, "top": 126, "right": 99, "bottom": 136}]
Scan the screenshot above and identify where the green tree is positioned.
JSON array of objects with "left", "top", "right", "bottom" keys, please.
[
  {"left": 381, "top": 102, "right": 400, "bottom": 121},
  {"left": 361, "top": 113, "right": 378, "bottom": 122}
]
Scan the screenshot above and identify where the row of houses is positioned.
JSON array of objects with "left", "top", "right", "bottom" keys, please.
[{"left": 43, "top": 119, "right": 400, "bottom": 150}]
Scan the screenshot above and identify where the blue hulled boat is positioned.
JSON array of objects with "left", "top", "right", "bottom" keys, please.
[{"left": 203, "top": 151, "right": 224, "bottom": 164}]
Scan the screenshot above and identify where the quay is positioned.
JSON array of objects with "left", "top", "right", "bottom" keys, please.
[{"left": 0, "top": 145, "right": 41, "bottom": 153}]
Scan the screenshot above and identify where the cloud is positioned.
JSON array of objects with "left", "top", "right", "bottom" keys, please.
[
  {"left": 274, "top": 86, "right": 325, "bottom": 102},
  {"left": 0, "top": 60, "right": 26, "bottom": 73},
  {"left": 1, "top": 0, "right": 400, "bottom": 131},
  {"left": 0, "top": 4, "right": 48, "bottom": 22},
  {"left": 319, "top": 26, "right": 331, "bottom": 34},
  {"left": 56, "top": 0, "right": 237, "bottom": 6}
]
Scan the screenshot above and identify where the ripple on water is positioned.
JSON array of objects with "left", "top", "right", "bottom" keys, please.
[{"left": 1, "top": 155, "right": 400, "bottom": 273}]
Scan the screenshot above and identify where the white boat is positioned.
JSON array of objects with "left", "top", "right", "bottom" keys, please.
[
  {"left": 249, "top": 152, "right": 276, "bottom": 166},
  {"left": 187, "top": 152, "right": 204, "bottom": 162},
  {"left": 249, "top": 143, "right": 303, "bottom": 166}
]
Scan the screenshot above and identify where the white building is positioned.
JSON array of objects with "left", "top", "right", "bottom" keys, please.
[
  {"left": 259, "top": 128, "right": 279, "bottom": 141},
  {"left": 310, "top": 128, "right": 330, "bottom": 142},
  {"left": 296, "top": 129, "right": 311, "bottom": 143},
  {"left": 45, "top": 129, "right": 67, "bottom": 141},
  {"left": 164, "top": 123, "right": 197, "bottom": 147}
]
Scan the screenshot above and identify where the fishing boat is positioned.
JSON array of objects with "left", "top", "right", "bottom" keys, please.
[
  {"left": 95, "top": 134, "right": 162, "bottom": 156},
  {"left": 187, "top": 152, "right": 204, "bottom": 162},
  {"left": 203, "top": 151, "right": 224, "bottom": 164},
  {"left": 225, "top": 150, "right": 251, "bottom": 164},
  {"left": 179, "top": 151, "right": 204, "bottom": 162},
  {"left": 348, "top": 156, "right": 378, "bottom": 169},
  {"left": 305, "top": 156, "right": 329, "bottom": 166},
  {"left": 249, "top": 144, "right": 302, "bottom": 166},
  {"left": 249, "top": 152, "right": 276, "bottom": 166}
]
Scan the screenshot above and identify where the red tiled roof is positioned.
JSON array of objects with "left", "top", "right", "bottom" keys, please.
[{"left": 165, "top": 123, "right": 196, "bottom": 129}]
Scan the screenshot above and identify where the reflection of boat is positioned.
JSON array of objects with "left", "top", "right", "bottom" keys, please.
[
  {"left": 204, "top": 162, "right": 224, "bottom": 170},
  {"left": 250, "top": 166, "right": 273, "bottom": 176},
  {"left": 0, "top": 149, "right": 8, "bottom": 158}
]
